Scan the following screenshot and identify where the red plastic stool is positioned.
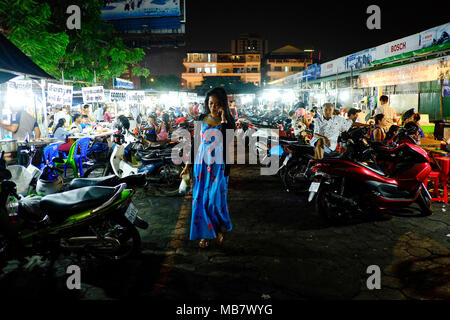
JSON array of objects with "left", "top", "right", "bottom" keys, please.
[{"left": 424, "top": 156, "right": 450, "bottom": 204}]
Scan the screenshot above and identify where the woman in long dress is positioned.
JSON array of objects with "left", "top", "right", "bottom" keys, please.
[{"left": 180, "top": 87, "right": 235, "bottom": 248}]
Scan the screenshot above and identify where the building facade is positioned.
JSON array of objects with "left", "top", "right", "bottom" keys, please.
[
  {"left": 263, "top": 45, "right": 315, "bottom": 85},
  {"left": 231, "top": 33, "right": 269, "bottom": 56},
  {"left": 181, "top": 52, "right": 261, "bottom": 89}
]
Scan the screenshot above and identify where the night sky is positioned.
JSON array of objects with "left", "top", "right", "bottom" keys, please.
[{"left": 185, "top": 0, "right": 450, "bottom": 62}]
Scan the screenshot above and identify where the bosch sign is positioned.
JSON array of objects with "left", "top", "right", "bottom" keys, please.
[{"left": 391, "top": 42, "right": 407, "bottom": 52}]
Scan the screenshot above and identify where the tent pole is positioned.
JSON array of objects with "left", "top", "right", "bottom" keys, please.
[{"left": 41, "top": 79, "right": 48, "bottom": 136}]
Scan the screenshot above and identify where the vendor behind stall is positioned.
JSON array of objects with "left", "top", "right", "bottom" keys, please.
[
  {"left": 0, "top": 105, "right": 41, "bottom": 165},
  {"left": 0, "top": 105, "right": 40, "bottom": 140}
]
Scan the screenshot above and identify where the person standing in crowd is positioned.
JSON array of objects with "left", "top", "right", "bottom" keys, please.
[
  {"left": 229, "top": 100, "right": 238, "bottom": 120},
  {"left": 0, "top": 105, "right": 41, "bottom": 141},
  {"left": 70, "top": 114, "right": 83, "bottom": 132},
  {"left": 370, "top": 114, "right": 387, "bottom": 143},
  {"left": 54, "top": 105, "right": 65, "bottom": 126},
  {"left": 48, "top": 114, "right": 55, "bottom": 129},
  {"left": 103, "top": 106, "right": 113, "bottom": 123},
  {"left": 81, "top": 104, "right": 94, "bottom": 122},
  {"left": 347, "top": 108, "right": 361, "bottom": 123},
  {"left": 375, "top": 95, "right": 395, "bottom": 130},
  {"left": 180, "top": 87, "right": 235, "bottom": 248},
  {"left": 94, "top": 105, "right": 104, "bottom": 122}
]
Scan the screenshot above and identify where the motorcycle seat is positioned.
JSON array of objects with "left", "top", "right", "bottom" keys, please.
[
  {"left": 19, "top": 186, "right": 118, "bottom": 223},
  {"left": 70, "top": 174, "right": 146, "bottom": 189},
  {"left": 69, "top": 175, "right": 118, "bottom": 189},
  {"left": 41, "top": 186, "right": 117, "bottom": 218}
]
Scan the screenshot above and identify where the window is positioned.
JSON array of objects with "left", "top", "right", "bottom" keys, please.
[
  {"left": 212, "top": 67, "right": 217, "bottom": 74},
  {"left": 197, "top": 67, "right": 202, "bottom": 73},
  {"left": 208, "top": 54, "right": 211, "bottom": 62},
  {"left": 189, "top": 68, "right": 195, "bottom": 73},
  {"left": 284, "top": 66, "right": 290, "bottom": 72},
  {"left": 274, "top": 67, "right": 282, "bottom": 72},
  {"left": 204, "top": 67, "right": 211, "bottom": 74}
]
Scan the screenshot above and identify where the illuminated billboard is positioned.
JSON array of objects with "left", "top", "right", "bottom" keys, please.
[{"left": 102, "top": 0, "right": 181, "bottom": 20}]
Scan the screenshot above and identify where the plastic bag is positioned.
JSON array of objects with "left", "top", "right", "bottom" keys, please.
[{"left": 178, "top": 173, "right": 191, "bottom": 194}]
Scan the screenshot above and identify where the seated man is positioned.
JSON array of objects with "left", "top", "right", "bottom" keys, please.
[{"left": 310, "top": 103, "right": 367, "bottom": 159}]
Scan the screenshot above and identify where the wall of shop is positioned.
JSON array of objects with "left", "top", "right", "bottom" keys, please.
[{"left": 419, "top": 80, "right": 441, "bottom": 121}]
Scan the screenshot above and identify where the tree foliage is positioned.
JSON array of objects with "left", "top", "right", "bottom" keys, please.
[
  {"left": 0, "top": 0, "right": 69, "bottom": 78},
  {"left": 0, "top": 0, "right": 149, "bottom": 84}
]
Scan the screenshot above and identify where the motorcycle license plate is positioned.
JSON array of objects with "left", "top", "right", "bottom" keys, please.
[
  {"left": 125, "top": 202, "right": 138, "bottom": 223},
  {"left": 309, "top": 182, "right": 321, "bottom": 192}
]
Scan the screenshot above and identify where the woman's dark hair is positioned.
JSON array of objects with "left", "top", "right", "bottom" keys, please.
[
  {"left": 384, "top": 125, "right": 399, "bottom": 142},
  {"left": 413, "top": 113, "right": 421, "bottom": 122},
  {"left": 72, "top": 114, "right": 81, "bottom": 123},
  {"left": 404, "top": 121, "right": 419, "bottom": 135},
  {"left": 202, "top": 87, "right": 235, "bottom": 129},
  {"left": 375, "top": 113, "right": 384, "bottom": 125},
  {"left": 53, "top": 118, "right": 66, "bottom": 134},
  {"left": 162, "top": 113, "right": 170, "bottom": 126}
]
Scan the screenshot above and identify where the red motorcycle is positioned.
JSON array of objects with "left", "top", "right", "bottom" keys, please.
[{"left": 308, "top": 127, "right": 433, "bottom": 223}]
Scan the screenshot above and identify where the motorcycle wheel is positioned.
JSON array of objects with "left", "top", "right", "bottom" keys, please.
[
  {"left": 157, "top": 163, "right": 182, "bottom": 195},
  {"left": 282, "top": 159, "right": 310, "bottom": 193},
  {"left": 82, "top": 163, "right": 111, "bottom": 178},
  {"left": 315, "top": 182, "right": 349, "bottom": 224},
  {"left": 87, "top": 216, "right": 141, "bottom": 260},
  {"left": 416, "top": 187, "right": 433, "bottom": 216}
]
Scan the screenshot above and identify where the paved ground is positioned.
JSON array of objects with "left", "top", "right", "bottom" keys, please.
[{"left": 1, "top": 163, "right": 449, "bottom": 300}]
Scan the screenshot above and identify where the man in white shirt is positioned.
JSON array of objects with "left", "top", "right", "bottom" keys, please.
[
  {"left": 310, "top": 103, "right": 369, "bottom": 159},
  {"left": 54, "top": 105, "right": 65, "bottom": 126},
  {"left": 375, "top": 95, "right": 396, "bottom": 130}
]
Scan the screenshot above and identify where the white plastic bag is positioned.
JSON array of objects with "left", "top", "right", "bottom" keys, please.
[{"left": 178, "top": 173, "right": 191, "bottom": 194}]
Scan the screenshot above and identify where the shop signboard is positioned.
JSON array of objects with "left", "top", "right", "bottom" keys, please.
[
  {"left": 82, "top": 86, "right": 105, "bottom": 103},
  {"left": 358, "top": 57, "right": 449, "bottom": 88},
  {"left": 302, "top": 64, "right": 321, "bottom": 81},
  {"left": 419, "top": 22, "right": 450, "bottom": 49},
  {"left": 374, "top": 34, "right": 420, "bottom": 61},
  {"left": 47, "top": 83, "right": 73, "bottom": 106},
  {"left": 109, "top": 90, "right": 128, "bottom": 103},
  {"left": 344, "top": 47, "right": 377, "bottom": 72},
  {"left": 6, "top": 80, "right": 33, "bottom": 108},
  {"left": 114, "top": 78, "right": 134, "bottom": 89},
  {"left": 102, "top": 0, "right": 181, "bottom": 20},
  {"left": 320, "top": 58, "right": 346, "bottom": 77},
  {"left": 127, "top": 90, "right": 146, "bottom": 104}
]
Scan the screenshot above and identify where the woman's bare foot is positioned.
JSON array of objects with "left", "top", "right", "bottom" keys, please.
[{"left": 199, "top": 239, "right": 209, "bottom": 248}]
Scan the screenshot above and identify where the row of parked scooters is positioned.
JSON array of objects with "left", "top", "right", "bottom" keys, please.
[
  {"left": 0, "top": 116, "right": 189, "bottom": 265},
  {"left": 237, "top": 108, "right": 434, "bottom": 223}
]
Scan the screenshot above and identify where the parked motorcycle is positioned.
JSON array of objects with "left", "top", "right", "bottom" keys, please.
[
  {"left": 307, "top": 127, "right": 433, "bottom": 223},
  {"left": 0, "top": 152, "right": 148, "bottom": 262}
]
